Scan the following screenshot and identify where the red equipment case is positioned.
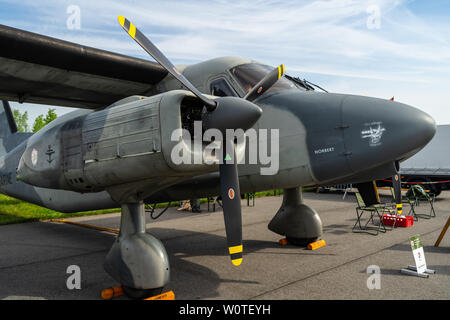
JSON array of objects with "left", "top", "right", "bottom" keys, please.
[{"left": 382, "top": 213, "right": 414, "bottom": 227}]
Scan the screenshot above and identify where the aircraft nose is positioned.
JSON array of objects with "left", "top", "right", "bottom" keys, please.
[
  {"left": 403, "top": 104, "right": 436, "bottom": 149},
  {"left": 254, "top": 89, "right": 435, "bottom": 183},
  {"left": 342, "top": 95, "right": 436, "bottom": 172}
]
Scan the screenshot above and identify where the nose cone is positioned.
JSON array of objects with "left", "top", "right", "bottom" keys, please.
[
  {"left": 204, "top": 96, "right": 263, "bottom": 132},
  {"left": 342, "top": 95, "right": 436, "bottom": 171}
]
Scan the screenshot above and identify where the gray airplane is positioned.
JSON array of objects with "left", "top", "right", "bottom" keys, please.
[{"left": 0, "top": 17, "right": 436, "bottom": 298}]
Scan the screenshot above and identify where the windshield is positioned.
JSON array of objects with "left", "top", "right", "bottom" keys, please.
[{"left": 230, "top": 63, "right": 304, "bottom": 97}]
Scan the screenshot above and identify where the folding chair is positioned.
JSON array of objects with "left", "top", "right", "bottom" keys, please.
[
  {"left": 246, "top": 193, "right": 255, "bottom": 207},
  {"left": 390, "top": 187, "right": 417, "bottom": 221},
  {"left": 406, "top": 185, "right": 436, "bottom": 219},
  {"left": 352, "top": 192, "right": 389, "bottom": 235},
  {"left": 207, "top": 197, "right": 218, "bottom": 212}
]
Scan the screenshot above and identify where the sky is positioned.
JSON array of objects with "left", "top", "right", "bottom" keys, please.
[{"left": 1, "top": 0, "right": 450, "bottom": 126}]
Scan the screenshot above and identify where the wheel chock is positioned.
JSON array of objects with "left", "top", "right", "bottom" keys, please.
[
  {"left": 307, "top": 239, "right": 326, "bottom": 250},
  {"left": 101, "top": 286, "right": 124, "bottom": 300},
  {"left": 278, "top": 238, "right": 289, "bottom": 245},
  {"left": 144, "top": 290, "right": 175, "bottom": 300},
  {"left": 51, "top": 219, "right": 119, "bottom": 233}
]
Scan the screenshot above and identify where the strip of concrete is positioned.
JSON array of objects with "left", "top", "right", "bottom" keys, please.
[{"left": 0, "top": 191, "right": 448, "bottom": 299}]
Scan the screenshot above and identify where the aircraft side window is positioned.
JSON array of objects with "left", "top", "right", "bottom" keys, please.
[{"left": 210, "top": 78, "right": 237, "bottom": 97}]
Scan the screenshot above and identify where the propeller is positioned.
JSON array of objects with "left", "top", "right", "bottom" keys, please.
[
  {"left": 244, "top": 64, "right": 285, "bottom": 101},
  {"left": 118, "top": 16, "right": 282, "bottom": 265},
  {"left": 392, "top": 174, "right": 403, "bottom": 215}
]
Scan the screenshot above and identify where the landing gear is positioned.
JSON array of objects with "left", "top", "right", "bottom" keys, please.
[
  {"left": 104, "top": 202, "right": 170, "bottom": 299},
  {"left": 268, "top": 187, "right": 323, "bottom": 246}
]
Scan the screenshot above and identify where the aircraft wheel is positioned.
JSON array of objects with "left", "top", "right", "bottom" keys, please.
[
  {"left": 431, "top": 185, "right": 441, "bottom": 197},
  {"left": 122, "top": 286, "right": 163, "bottom": 300}
]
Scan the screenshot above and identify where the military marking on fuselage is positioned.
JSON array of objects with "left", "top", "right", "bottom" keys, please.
[
  {"left": 45, "top": 145, "right": 55, "bottom": 163},
  {"left": 31, "top": 148, "right": 38, "bottom": 166},
  {"left": 361, "top": 122, "right": 386, "bottom": 147}
]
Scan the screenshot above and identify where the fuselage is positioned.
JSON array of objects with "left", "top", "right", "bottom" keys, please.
[{"left": 0, "top": 57, "right": 436, "bottom": 212}]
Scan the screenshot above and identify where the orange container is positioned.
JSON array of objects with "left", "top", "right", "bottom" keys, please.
[{"left": 144, "top": 290, "right": 175, "bottom": 300}]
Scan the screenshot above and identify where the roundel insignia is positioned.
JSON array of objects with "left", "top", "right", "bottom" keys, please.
[
  {"left": 31, "top": 148, "right": 38, "bottom": 167},
  {"left": 395, "top": 175, "right": 398, "bottom": 181},
  {"left": 228, "top": 188, "right": 235, "bottom": 200},
  {"left": 257, "top": 86, "right": 263, "bottom": 94}
]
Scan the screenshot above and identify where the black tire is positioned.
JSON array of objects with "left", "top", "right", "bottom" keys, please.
[
  {"left": 286, "top": 236, "right": 319, "bottom": 247},
  {"left": 421, "top": 181, "right": 440, "bottom": 197},
  {"left": 430, "top": 185, "right": 441, "bottom": 197},
  {"left": 434, "top": 188, "right": 441, "bottom": 197},
  {"left": 122, "top": 286, "right": 163, "bottom": 300}
]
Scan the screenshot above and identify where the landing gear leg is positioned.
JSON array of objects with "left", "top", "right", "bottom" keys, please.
[
  {"left": 268, "top": 187, "right": 323, "bottom": 246},
  {"left": 104, "top": 202, "right": 170, "bottom": 299}
]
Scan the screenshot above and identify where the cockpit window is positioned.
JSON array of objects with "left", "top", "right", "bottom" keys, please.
[
  {"left": 230, "top": 63, "right": 302, "bottom": 97},
  {"left": 210, "top": 78, "right": 237, "bottom": 97}
]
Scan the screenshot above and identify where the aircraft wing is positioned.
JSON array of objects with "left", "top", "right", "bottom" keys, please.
[{"left": 0, "top": 24, "right": 168, "bottom": 109}]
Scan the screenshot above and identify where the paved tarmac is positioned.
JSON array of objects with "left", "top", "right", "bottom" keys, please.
[{"left": 0, "top": 190, "right": 449, "bottom": 300}]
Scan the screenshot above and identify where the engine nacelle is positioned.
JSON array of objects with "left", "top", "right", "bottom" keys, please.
[{"left": 17, "top": 90, "right": 240, "bottom": 192}]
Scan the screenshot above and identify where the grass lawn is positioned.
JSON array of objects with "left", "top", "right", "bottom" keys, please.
[
  {"left": 0, "top": 194, "right": 121, "bottom": 225},
  {"left": 0, "top": 188, "right": 315, "bottom": 225}
]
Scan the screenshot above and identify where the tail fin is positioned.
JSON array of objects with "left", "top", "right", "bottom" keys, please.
[
  {"left": 1, "top": 100, "right": 17, "bottom": 136},
  {"left": 1, "top": 100, "right": 19, "bottom": 156}
]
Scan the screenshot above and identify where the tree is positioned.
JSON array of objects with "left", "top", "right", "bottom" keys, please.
[
  {"left": 12, "top": 109, "right": 29, "bottom": 132},
  {"left": 32, "top": 115, "right": 45, "bottom": 133},
  {"left": 44, "top": 108, "right": 57, "bottom": 124},
  {"left": 32, "top": 108, "right": 58, "bottom": 132}
]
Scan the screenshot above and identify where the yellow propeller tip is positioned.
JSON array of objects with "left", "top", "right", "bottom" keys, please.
[
  {"left": 118, "top": 15, "right": 125, "bottom": 26},
  {"left": 278, "top": 64, "right": 286, "bottom": 79},
  {"left": 231, "top": 258, "right": 242, "bottom": 266}
]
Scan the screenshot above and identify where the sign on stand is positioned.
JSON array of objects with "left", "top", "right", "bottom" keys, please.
[
  {"left": 410, "top": 235, "right": 427, "bottom": 273},
  {"left": 400, "top": 234, "right": 436, "bottom": 278}
]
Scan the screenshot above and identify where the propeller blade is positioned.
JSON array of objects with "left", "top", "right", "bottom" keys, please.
[
  {"left": 244, "top": 64, "right": 285, "bottom": 101},
  {"left": 118, "top": 15, "right": 216, "bottom": 110},
  {"left": 392, "top": 174, "right": 403, "bottom": 215},
  {"left": 219, "top": 140, "right": 243, "bottom": 266}
]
